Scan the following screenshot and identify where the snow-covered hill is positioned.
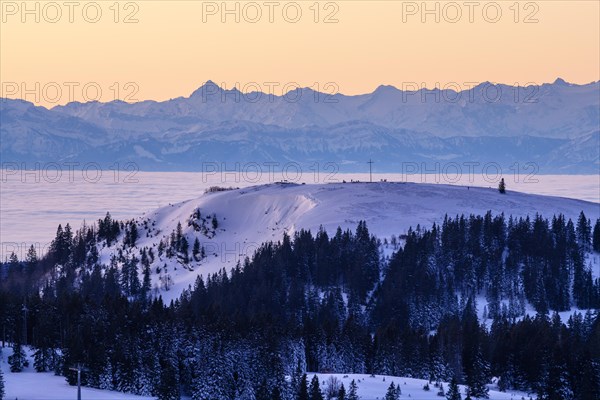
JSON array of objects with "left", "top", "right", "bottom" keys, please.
[
  {"left": 309, "top": 373, "right": 532, "bottom": 400},
  {"left": 96, "top": 182, "right": 600, "bottom": 300}
]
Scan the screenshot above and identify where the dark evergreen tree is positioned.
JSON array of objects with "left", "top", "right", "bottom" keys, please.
[
  {"left": 538, "top": 346, "right": 573, "bottom": 400},
  {"left": 129, "top": 256, "right": 141, "bottom": 297},
  {"left": 498, "top": 178, "right": 506, "bottom": 194},
  {"left": 25, "top": 245, "right": 38, "bottom": 269},
  {"left": 175, "top": 222, "right": 183, "bottom": 247},
  {"left": 384, "top": 382, "right": 401, "bottom": 400},
  {"left": 141, "top": 264, "right": 152, "bottom": 300},
  {"left": 309, "top": 375, "right": 324, "bottom": 400},
  {"left": 466, "top": 353, "right": 490, "bottom": 399},
  {"left": 338, "top": 383, "right": 346, "bottom": 400},
  {"left": 271, "top": 386, "right": 283, "bottom": 400},
  {"left": 461, "top": 299, "right": 490, "bottom": 398},
  {"left": 576, "top": 212, "right": 591, "bottom": 251},
  {"left": 8, "top": 341, "right": 29, "bottom": 372},
  {"left": 575, "top": 353, "right": 600, "bottom": 400},
  {"left": 255, "top": 378, "right": 270, "bottom": 400},
  {"left": 180, "top": 237, "right": 189, "bottom": 263},
  {"left": 129, "top": 223, "right": 138, "bottom": 247},
  {"left": 193, "top": 238, "right": 202, "bottom": 261},
  {"left": 437, "top": 383, "right": 445, "bottom": 397},
  {"left": 61, "top": 223, "right": 74, "bottom": 265},
  {"left": 297, "top": 374, "right": 309, "bottom": 400},
  {"left": 49, "top": 224, "right": 66, "bottom": 264},
  {"left": 8, "top": 253, "right": 19, "bottom": 271},
  {"left": 592, "top": 218, "right": 600, "bottom": 252},
  {"left": 0, "top": 365, "right": 4, "bottom": 400},
  {"left": 33, "top": 345, "right": 57, "bottom": 373},
  {"left": 446, "top": 377, "right": 462, "bottom": 400},
  {"left": 156, "top": 356, "right": 180, "bottom": 400},
  {"left": 347, "top": 380, "right": 359, "bottom": 400}
]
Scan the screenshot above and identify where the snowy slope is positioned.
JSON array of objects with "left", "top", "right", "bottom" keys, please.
[
  {"left": 310, "top": 373, "right": 532, "bottom": 400},
  {"left": 0, "top": 346, "right": 154, "bottom": 400},
  {"left": 96, "top": 182, "right": 600, "bottom": 301}
]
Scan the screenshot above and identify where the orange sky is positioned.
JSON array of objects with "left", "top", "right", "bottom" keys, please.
[{"left": 1, "top": 0, "right": 598, "bottom": 106}]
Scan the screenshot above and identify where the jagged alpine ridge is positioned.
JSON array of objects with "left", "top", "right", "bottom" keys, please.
[{"left": 2, "top": 79, "right": 599, "bottom": 172}]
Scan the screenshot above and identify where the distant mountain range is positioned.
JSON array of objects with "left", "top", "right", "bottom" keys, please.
[{"left": 1, "top": 79, "right": 599, "bottom": 173}]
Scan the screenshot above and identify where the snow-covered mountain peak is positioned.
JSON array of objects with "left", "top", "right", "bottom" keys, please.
[
  {"left": 2, "top": 79, "right": 599, "bottom": 172},
  {"left": 188, "top": 80, "right": 223, "bottom": 99},
  {"left": 553, "top": 77, "right": 569, "bottom": 86}
]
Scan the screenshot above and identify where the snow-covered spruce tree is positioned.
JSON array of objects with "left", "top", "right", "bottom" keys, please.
[
  {"left": 537, "top": 347, "right": 574, "bottom": 400},
  {"left": 498, "top": 178, "right": 506, "bottom": 194},
  {"left": 429, "top": 351, "right": 452, "bottom": 384},
  {"left": 271, "top": 386, "right": 283, "bottom": 400},
  {"left": 462, "top": 298, "right": 490, "bottom": 399},
  {"left": 338, "top": 383, "right": 346, "bottom": 400},
  {"left": 191, "top": 358, "right": 231, "bottom": 400},
  {"left": 576, "top": 353, "right": 600, "bottom": 399},
  {"left": 296, "top": 374, "right": 309, "bottom": 400},
  {"left": 8, "top": 341, "right": 29, "bottom": 372},
  {"left": 191, "top": 342, "right": 254, "bottom": 400},
  {"left": 576, "top": 211, "right": 591, "bottom": 251},
  {"left": 31, "top": 298, "right": 61, "bottom": 373},
  {"left": 347, "top": 379, "right": 359, "bottom": 400},
  {"left": 446, "top": 377, "right": 462, "bottom": 400},
  {"left": 141, "top": 264, "right": 152, "bottom": 301},
  {"left": 135, "top": 343, "right": 160, "bottom": 397},
  {"left": 384, "top": 382, "right": 401, "bottom": 400},
  {"left": 25, "top": 244, "right": 38, "bottom": 267},
  {"left": 437, "top": 383, "right": 445, "bottom": 397},
  {"left": 308, "top": 375, "right": 324, "bottom": 400},
  {"left": 33, "top": 346, "right": 55, "bottom": 372},
  {"left": 288, "top": 349, "right": 307, "bottom": 396},
  {"left": 466, "top": 352, "right": 490, "bottom": 399},
  {"left": 193, "top": 238, "right": 202, "bottom": 261},
  {"left": 128, "top": 256, "right": 141, "bottom": 297},
  {"left": 155, "top": 346, "right": 180, "bottom": 400},
  {"left": 255, "top": 378, "right": 270, "bottom": 400},
  {"left": 98, "top": 361, "right": 114, "bottom": 391},
  {"left": 593, "top": 218, "right": 600, "bottom": 252},
  {"left": 0, "top": 365, "right": 5, "bottom": 400},
  {"left": 179, "top": 237, "right": 189, "bottom": 263}
]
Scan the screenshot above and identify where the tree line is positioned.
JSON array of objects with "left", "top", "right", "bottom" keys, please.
[{"left": 0, "top": 211, "right": 599, "bottom": 399}]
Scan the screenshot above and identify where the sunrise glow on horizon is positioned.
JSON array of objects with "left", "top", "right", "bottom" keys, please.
[{"left": 1, "top": 0, "right": 599, "bottom": 107}]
